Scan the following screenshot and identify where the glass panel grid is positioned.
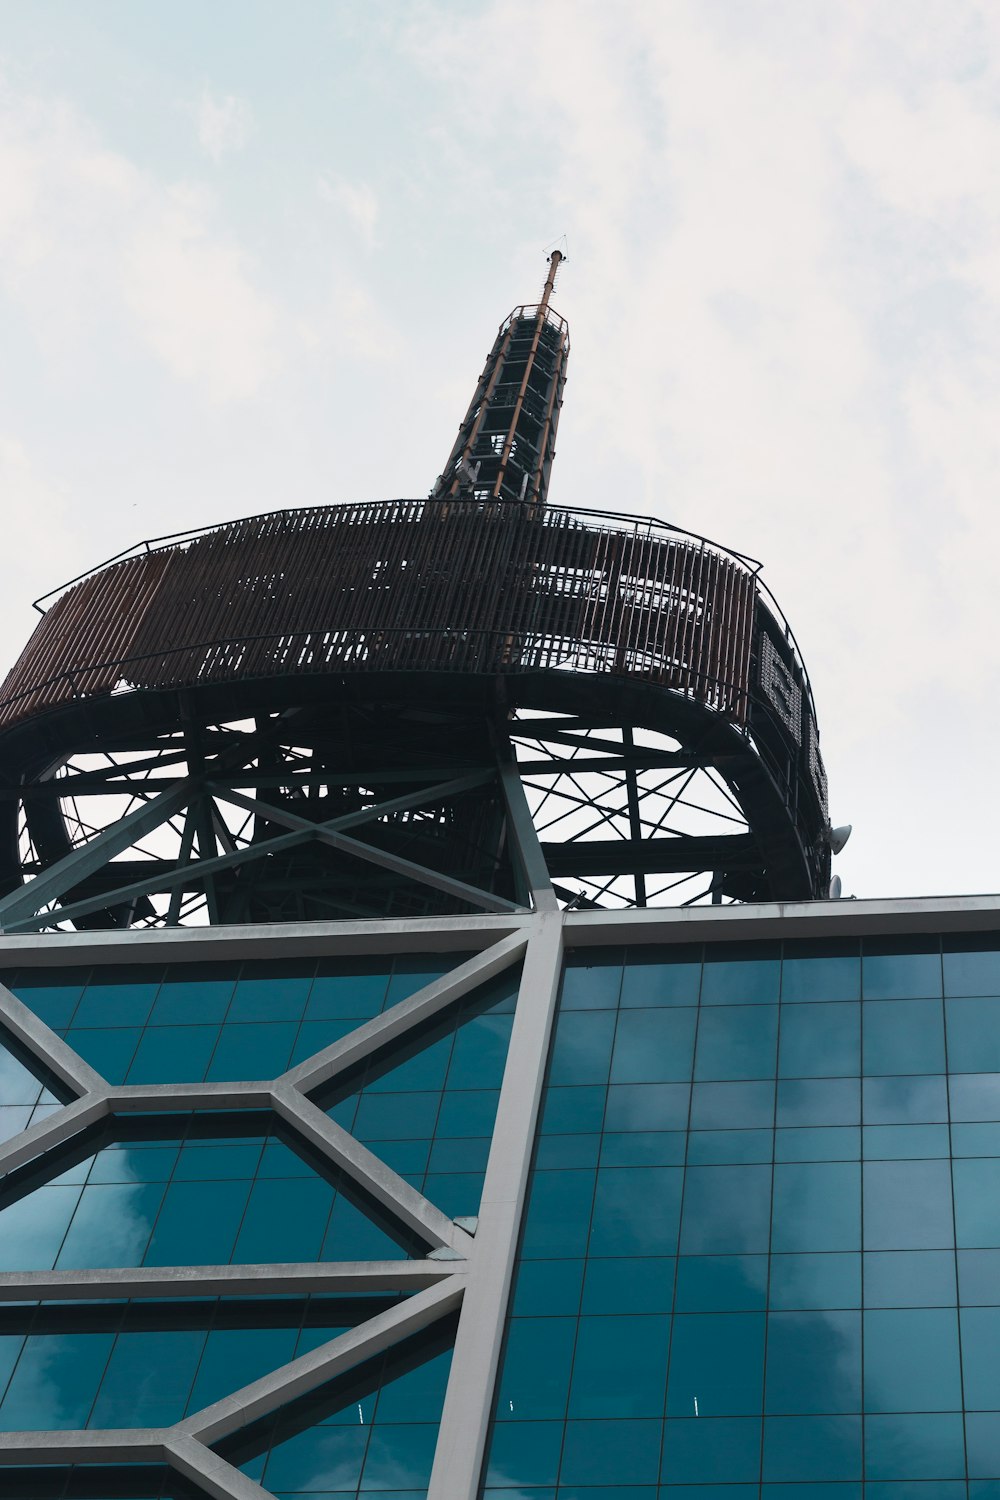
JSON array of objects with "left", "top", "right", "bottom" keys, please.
[
  {"left": 485, "top": 933, "right": 1000, "bottom": 1496},
  {"left": 0, "top": 953, "right": 472, "bottom": 1086}
]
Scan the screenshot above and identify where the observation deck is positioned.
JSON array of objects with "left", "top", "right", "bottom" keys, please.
[{"left": 0, "top": 499, "right": 830, "bottom": 929}]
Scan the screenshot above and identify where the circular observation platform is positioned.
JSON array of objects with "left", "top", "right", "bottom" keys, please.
[{"left": 0, "top": 500, "right": 831, "bottom": 929}]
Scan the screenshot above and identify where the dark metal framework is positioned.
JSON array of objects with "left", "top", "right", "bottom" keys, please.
[
  {"left": 433, "top": 251, "right": 569, "bottom": 507},
  {"left": 0, "top": 497, "right": 829, "bottom": 930}
]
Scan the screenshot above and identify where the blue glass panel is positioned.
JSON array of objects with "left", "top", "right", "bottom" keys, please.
[
  {"left": 89, "top": 1328, "right": 207, "bottom": 1426},
  {"left": 762, "top": 1415, "right": 862, "bottom": 1481},
  {"left": 64, "top": 1027, "right": 141, "bottom": 1083},
  {"left": 143, "top": 1180, "right": 249, "bottom": 1266},
  {"left": 540, "top": 1086, "right": 607, "bottom": 1134},
  {"left": 621, "top": 945, "right": 701, "bottom": 1006},
  {"left": 943, "top": 937, "right": 1000, "bottom": 996},
  {"left": 953, "top": 1158, "right": 1000, "bottom": 1242},
  {"left": 495, "top": 1316, "right": 576, "bottom": 1420},
  {"left": 686, "top": 1129, "right": 772, "bottom": 1164},
  {"left": 73, "top": 971, "right": 162, "bottom": 1027},
  {"left": 768, "top": 1253, "right": 861, "bottom": 1310},
  {"left": 599, "top": 1131, "right": 685, "bottom": 1166},
  {"left": 968, "top": 1410, "right": 1000, "bottom": 1476},
  {"left": 661, "top": 1417, "right": 762, "bottom": 1482},
  {"left": 512, "top": 1260, "right": 585, "bottom": 1317},
  {"left": 777, "top": 1077, "right": 860, "bottom": 1127},
  {"left": 702, "top": 943, "right": 780, "bottom": 1004},
  {"left": 189, "top": 1325, "right": 299, "bottom": 1411},
  {"left": 569, "top": 1314, "right": 669, "bottom": 1417},
  {"left": 863, "top": 1124, "right": 950, "bottom": 1158},
  {"left": 761, "top": 1488, "right": 861, "bottom": 1500},
  {"left": 520, "top": 1170, "right": 595, "bottom": 1259},
  {"left": 695, "top": 1005, "right": 778, "bottom": 1080},
  {"left": 536, "top": 1134, "right": 601, "bottom": 1168},
  {"left": 205, "top": 1023, "right": 298, "bottom": 1080},
  {"left": 559, "top": 952, "right": 624, "bottom": 1010},
  {"left": 864, "top": 999, "right": 945, "bottom": 1075},
  {"left": 680, "top": 1165, "right": 771, "bottom": 1254},
  {"left": 765, "top": 1310, "right": 861, "bottom": 1413},
  {"left": 447, "top": 1014, "right": 513, "bottom": 1089},
  {"left": 604, "top": 1082, "right": 689, "bottom": 1131},
  {"left": 864, "top": 1412, "right": 966, "bottom": 1479},
  {"left": 581, "top": 1257, "right": 673, "bottom": 1314},
  {"left": 952, "top": 1122, "right": 1000, "bottom": 1155},
  {"left": 609, "top": 1009, "right": 696, "bottom": 1084},
  {"left": 690, "top": 1080, "right": 774, "bottom": 1129},
  {"left": 950, "top": 1072, "right": 1000, "bottom": 1121},
  {"left": 863, "top": 1159, "right": 954, "bottom": 1249},
  {"left": 0, "top": 1331, "right": 115, "bottom": 1429},
  {"left": 779, "top": 1003, "right": 859, "bottom": 1078},
  {"left": 863, "top": 1307, "right": 962, "bottom": 1410},
  {"left": 483, "top": 1420, "right": 564, "bottom": 1486},
  {"left": 667, "top": 1312, "right": 763, "bottom": 1416},
  {"left": 561, "top": 1418, "right": 661, "bottom": 1484},
  {"left": 228, "top": 963, "right": 313, "bottom": 1020},
  {"left": 777, "top": 1126, "right": 859, "bottom": 1161},
  {"left": 863, "top": 1075, "right": 948, "bottom": 1124},
  {"left": 59, "top": 1182, "right": 167, "bottom": 1269},
  {"left": 864, "top": 1250, "right": 955, "bottom": 1307},
  {"left": 962, "top": 1305, "right": 1000, "bottom": 1407},
  {"left": 674, "top": 1254, "right": 768, "bottom": 1312},
  {"left": 947, "top": 995, "right": 1000, "bottom": 1073},
  {"left": 305, "top": 959, "right": 388, "bottom": 1019},
  {"left": 150, "top": 965, "right": 238, "bottom": 1023},
  {"left": 125, "top": 1026, "right": 220, "bottom": 1084},
  {"left": 0, "top": 969, "right": 88, "bottom": 1028},
  {"left": 234, "top": 1179, "right": 335, "bottom": 1262},
  {"left": 588, "top": 1167, "right": 682, "bottom": 1256},
  {"left": 781, "top": 940, "right": 861, "bottom": 1002},
  {"left": 862, "top": 941, "right": 941, "bottom": 1000},
  {"left": 0, "top": 1035, "right": 60, "bottom": 1107},
  {"left": 958, "top": 1248, "right": 1000, "bottom": 1303},
  {"left": 772, "top": 1162, "right": 859, "bottom": 1252}
]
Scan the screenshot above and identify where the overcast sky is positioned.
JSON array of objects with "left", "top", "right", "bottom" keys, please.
[{"left": 1, "top": 0, "right": 999, "bottom": 901}]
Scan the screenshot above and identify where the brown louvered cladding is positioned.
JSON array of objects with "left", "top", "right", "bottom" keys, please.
[{"left": 0, "top": 501, "right": 759, "bottom": 730}]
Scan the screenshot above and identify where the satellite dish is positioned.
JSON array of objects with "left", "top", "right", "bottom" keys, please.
[
  {"left": 829, "top": 824, "right": 853, "bottom": 855},
  {"left": 829, "top": 874, "right": 843, "bottom": 899}
]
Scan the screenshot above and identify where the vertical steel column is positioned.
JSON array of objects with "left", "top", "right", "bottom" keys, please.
[{"left": 426, "top": 910, "right": 564, "bottom": 1500}]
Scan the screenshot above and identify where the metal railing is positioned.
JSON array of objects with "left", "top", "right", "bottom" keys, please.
[{"left": 0, "top": 500, "right": 810, "bottom": 740}]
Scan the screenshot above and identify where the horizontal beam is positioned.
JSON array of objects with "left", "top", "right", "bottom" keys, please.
[
  {"left": 0, "top": 1260, "right": 458, "bottom": 1301},
  {"left": 542, "top": 832, "right": 760, "bottom": 878}
]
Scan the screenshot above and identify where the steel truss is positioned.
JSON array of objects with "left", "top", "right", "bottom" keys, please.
[{"left": 0, "top": 687, "right": 801, "bottom": 935}]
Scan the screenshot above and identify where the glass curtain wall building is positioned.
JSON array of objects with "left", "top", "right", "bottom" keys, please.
[
  {"left": 3, "top": 904, "right": 1000, "bottom": 1499},
  {"left": 0, "top": 260, "right": 996, "bottom": 1498}
]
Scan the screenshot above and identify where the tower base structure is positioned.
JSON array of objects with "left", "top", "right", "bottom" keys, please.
[{"left": 0, "top": 499, "right": 829, "bottom": 933}]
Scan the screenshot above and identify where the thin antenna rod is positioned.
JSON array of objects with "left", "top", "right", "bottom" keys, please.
[{"left": 539, "top": 249, "right": 564, "bottom": 313}]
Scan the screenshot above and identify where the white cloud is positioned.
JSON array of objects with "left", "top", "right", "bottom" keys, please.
[
  {"left": 0, "top": 82, "right": 281, "bottom": 402},
  {"left": 318, "top": 173, "right": 379, "bottom": 246},
  {"left": 192, "top": 87, "right": 252, "bottom": 165}
]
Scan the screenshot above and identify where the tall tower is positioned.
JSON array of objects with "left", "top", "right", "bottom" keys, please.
[
  {"left": 15, "top": 261, "right": 986, "bottom": 1500},
  {"left": 0, "top": 256, "right": 831, "bottom": 936}
]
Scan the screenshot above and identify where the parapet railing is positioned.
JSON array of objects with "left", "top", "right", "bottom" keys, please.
[{"left": 0, "top": 501, "right": 815, "bottom": 749}]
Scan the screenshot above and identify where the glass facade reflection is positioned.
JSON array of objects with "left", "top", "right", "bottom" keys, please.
[
  {"left": 7, "top": 926, "right": 1000, "bottom": 1497},
  {"left": 483, "top": 933, "right": 1000, "bottom": 1497},
  {"left": 0, "top": 954, "right": 470, "bottom": 1086}
]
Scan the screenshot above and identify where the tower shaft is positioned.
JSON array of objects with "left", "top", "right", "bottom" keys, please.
[{"left": 434, "top": 251, "right": 569, "bottom": 507}]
